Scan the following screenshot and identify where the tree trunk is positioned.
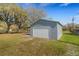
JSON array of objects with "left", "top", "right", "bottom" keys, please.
[{"left": 6, "top": 24, "right": 10, "bottom": 33}]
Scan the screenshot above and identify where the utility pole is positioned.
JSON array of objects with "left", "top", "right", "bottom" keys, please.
[{"left": 72, "top": 16, "right": 75, "bottom": 31}]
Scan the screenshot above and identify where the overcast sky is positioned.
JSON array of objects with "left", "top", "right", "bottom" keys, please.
[{"left": 18, "top": 3, "right": 79, "bottom": 25}]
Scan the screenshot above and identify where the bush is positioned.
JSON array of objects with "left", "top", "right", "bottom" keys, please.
[
  {"left": 0, "top": 21, "right": 8, "bottom": 33},
  {"left": 9, "top": 24, "right": 19, "bottom": 33}
]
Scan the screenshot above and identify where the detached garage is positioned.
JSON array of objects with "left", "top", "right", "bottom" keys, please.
[{"left": 29, "top": 19, "right": 62, "bottom": 40}]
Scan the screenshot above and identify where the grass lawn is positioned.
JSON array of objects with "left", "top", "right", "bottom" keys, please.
[
  {"left": 60, "top": 31, "right": 79, "bottom": 46},
  {"left": 0, "top": 32, "right": 79, "bottom": 56},
  {"left": 0, "top": 33, "right": 32, "bottom": 49}
]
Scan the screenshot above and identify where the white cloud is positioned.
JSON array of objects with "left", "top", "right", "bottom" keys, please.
[
  {"left": 74, "top": 15, "right": 79, "bottom": 18},
  {"left": 60, "top": 3, "right": 70, "bottom": 7}
]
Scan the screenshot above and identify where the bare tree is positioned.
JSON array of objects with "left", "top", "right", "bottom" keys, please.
[{"left": 26, "top": 7, "right": 46, "bottom": 27}]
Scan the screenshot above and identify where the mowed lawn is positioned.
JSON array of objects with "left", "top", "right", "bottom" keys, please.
[
  {"left": 0, "top": 32, "right": 79, "bottom": 56},
  {"left": 60, "top": 31, "right": 79, "bottom": 45}
]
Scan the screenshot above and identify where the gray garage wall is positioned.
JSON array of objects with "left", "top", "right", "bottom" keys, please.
[
  {"left": 56, "top": 23, "right": 62, "bottom": 40},
  {"left": 30, "top": 25, "right": 58, "bottom": 40},
  {"left": 29, "top": 19, "right": 62, "bottom": 40},
  {"left": 31, "top": 25, "right": 51, "bottom": 39},
  {"left": 49, "top": 26, "right": 57, "bottom": 39}
]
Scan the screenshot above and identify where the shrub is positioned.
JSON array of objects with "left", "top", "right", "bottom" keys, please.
[
  {"left": 0, "top": 21, "right": 8, "bottom": 33},
  {"left": 9, "top": 24, "right": 19, "bottom": 33}
]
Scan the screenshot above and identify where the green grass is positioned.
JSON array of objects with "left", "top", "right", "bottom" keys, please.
[
  {"left": 0, "top": 32, "right": 79, "bottom": 56},
  {"left": 60, "top": 31, "right": 79, "bottom": 45}
]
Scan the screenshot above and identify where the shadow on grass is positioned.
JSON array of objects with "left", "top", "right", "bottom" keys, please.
[
  {"left": 64, "top": 32, "right": 79, "bottom": 36},
  {"left": 59, "top": 40, "right": 79, "bottom": 46}
]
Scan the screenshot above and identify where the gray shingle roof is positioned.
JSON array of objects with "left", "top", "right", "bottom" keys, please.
[{"left": 28, "top": 19, "right": 63, "bottom": 28}]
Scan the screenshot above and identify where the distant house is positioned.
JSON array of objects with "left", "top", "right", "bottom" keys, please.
[
  {"left": 71, "top": 24, "right": 79, "bottom": 35},
  {"left": 74, "top": 29, "right": 79, "bottom": 35},
  {"left": 74, "top": 26, "right": 79, "bottom": 35},
  {"left": 28, "top": 19, "right": 63, "bottom": 40}
]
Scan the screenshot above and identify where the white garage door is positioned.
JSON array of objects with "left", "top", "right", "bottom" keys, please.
[{"left": 33, "top": 28, "right": 49, "bottom": 38}]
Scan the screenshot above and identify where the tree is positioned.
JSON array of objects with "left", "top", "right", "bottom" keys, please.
[
  {"left": 26, "top": 7, "right": 46, "bottom": 27},
  {"left": 0, "top": 21, "right": 8, "bottom": 33},
  {"left": 0, "top": 4, "right": 28, "bottom": 32},
  {"left": 0, "top": 4, "right": 46, "bottom": 33},
  {"left": 63, "top": 23, "right": 77, "bottom": 32}
]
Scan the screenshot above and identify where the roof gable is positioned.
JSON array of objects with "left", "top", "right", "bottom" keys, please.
[{"left": 29, "top": 19, "right": 63, "bottom": 28}]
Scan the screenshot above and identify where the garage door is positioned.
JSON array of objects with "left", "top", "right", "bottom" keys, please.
[{"left": 33, "top": 28, "right": 49, "bottom": 38}]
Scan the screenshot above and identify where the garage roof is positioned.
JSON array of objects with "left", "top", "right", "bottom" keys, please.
[{"left": 28, "top": 19, "right": 63, "bottom": 28}]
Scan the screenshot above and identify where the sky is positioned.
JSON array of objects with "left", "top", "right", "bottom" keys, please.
[{"left": 18, "top": 3, "right": 79, "bottom": 25}]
